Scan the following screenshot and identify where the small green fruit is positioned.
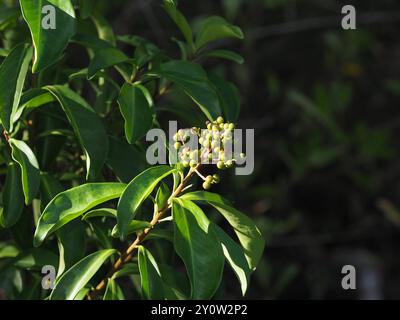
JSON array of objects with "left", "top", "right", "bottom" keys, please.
[
  {"left": 202, "top": 181, "right": 211, "bottom": 190},
  {"left": 217, "top": 116, "right": 224, "bottom": 124}
]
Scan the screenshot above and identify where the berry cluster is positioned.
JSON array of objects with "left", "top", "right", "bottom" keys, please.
[{"left": 173, "top": 116, "right": 245, "bottom": 189}]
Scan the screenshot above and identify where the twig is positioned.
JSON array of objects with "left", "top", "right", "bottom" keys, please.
[{"left": 87, "top": 165, "right": 199, "bottom": 300}]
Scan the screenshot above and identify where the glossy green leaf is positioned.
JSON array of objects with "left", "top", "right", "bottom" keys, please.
[
  {"left": 117, "top": 83, "right": 153, "bottom": 144},
  {"left": 14, "top": 248, "right": 58, "bottom": 270},
  {"left": 91, "top": 12, "right": 116, "bottom": 45},
  {"left": 149, "top": 60, "right": 221, "bottom": 121},
  {"left": 156, "top": 182, "right": 171, "bottom": 211},
  {"left": 111, "top": 220, "right": 152, "bottom": 238},
  {"left": 112, "top": 263, "right": 139, "bottom": 279},
  {"left": 117, "top": 166, "right": 176, "bottom": 240},
  {"left": 9, "top": 138, "right": 40, "bottom": 205},
  {"left": 103, "top": 278, "right": 124, "bottom": 300},
  {"left": 172, "top": 199, "right": 224, "bottom": 299},
  {"left": 82, "top": 208, "right": 117, "bottom": 220},
  {"left": 208, "top": 73, "right": 241, "bottom": 122},
  {"left": 212, "top": 223, "right": 250, "bottom": 296},
  {"left": 34, "top": 183, "right": 126, "bottom": 247},
  {"left": 39, "top": 172, "right": 63, "bottom": 207},
  {"left": 138, "top": 246, "right": 165, "bottom": 300},
  {"left": 203, "top": 49, "right": 244, "bottom": 64},
  {"left": 106, "top": 136, "right": 147, "bottom": 183},
  {"left": 87, "top": 48, "right": 129, "bottom": 80},
  {"left": 0, "top": 162, "right": 24, "bottom": 228},
  {"left": 163, "top": 0, "right": 193, "bottom": 49},
  {"left": 195, "top": 16, "right": 244, "bottom": 50},
  {"left": 44, "top": 85, "right": 109, "bottom": 180},
  {"left": 180, "top": 191, "right": 264, "bottom": 271},
  {"left": 0, "top": 43, "right": 32, "bottom": 132},
  {"left": 56, "top": 220, "right": 86, "bottom": 277},
  {"left": 13, "top": 88, "right": 55, "bottom": 123},
  {"left": 50, "top": 249, "right": 116, "bottom": 300},
  {"left": 20, "top": 0, "right": 76, "bottom": 73}
]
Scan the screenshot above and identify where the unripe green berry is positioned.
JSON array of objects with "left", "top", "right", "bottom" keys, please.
[
  {"left": 202, "top": 181, "right": 211, "bottom": 190},
  {"left": 173, "top": 133, "right": 179, "bottom": 141},
  {"left": 240, "top": 152, "right": 246, "bottom": 158},
  {"left": 178, "top": 129, "right": 184, "bottom": 136},
  {"left": 219, "top": 123, "right": 224, "bottom": 129},
  {"left": 199, "top": 137, "right": 204, "bottom": 145},
  {"left": 217, "top": 116, "right": 224, "bottom": 124},
  {"left": 174, "top": 142, "right": 181, "bottom": 150},
  {"left": 212, "top": 125, "right": 219, "bottom": 131},
  {"left": 220, "top": 152, "right": 225, "bottom": 162},
  {"left": 217, "top": 161, "right": 225, "bottom": 169},
  {"left": 212, "top": 174, "right": 220, "bottom": 183},
  {"left": 224, "top": 123, "right": 230, "bottom": 130},
  {"left": 205, "top": 175, "right": 213, "bottom": 184},
  {"left": 228, "top": 123, "right": 235, "bottom": 130},
  {"left": 207, "top": 123, "right": 212, "bottom": 130},
  {"left": 225, "top": 160, "right": 233, "bottom": 168}
]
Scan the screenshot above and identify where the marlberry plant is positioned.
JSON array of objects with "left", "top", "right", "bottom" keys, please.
[{"left": 0, "top": 0, "right": 264, "bottom": 300}]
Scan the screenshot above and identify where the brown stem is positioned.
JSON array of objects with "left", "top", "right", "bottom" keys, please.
[{"left": 87, "top": 166, "right": 198, "bottom": 300}]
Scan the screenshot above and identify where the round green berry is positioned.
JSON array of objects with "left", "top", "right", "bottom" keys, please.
[
  {"left": 182, "top": 160, "right": 189, "bottom": 167},
  {"left": 228, "top": 123, "right": 235, "bottom": 130},
  {"left": 217, "top": 116, "right": 224, "bottom": 124},
  {"left": 217, "top": 161, "right": 225, "bottom": 169},
  {"left": 225, "top": 160, "right": 233, "bottom": 168},
  {"left": 205, "top": 175, "right": 213, "bottom": 184},
  {"left": 202, "top": 181, "right": 211, "bottom": 190},
  {"left": 212, "top": 174, "right": 220, "bottom": 183},
  {"left": 174, "top": 142, "right": 181, "bottom": 149}
]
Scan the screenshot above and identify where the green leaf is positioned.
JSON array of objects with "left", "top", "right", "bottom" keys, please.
[
  {"left": 149, "top": 60, "right": 221, "bottom": 121},
  {"left": 117, "top": 83, "right": 153, "bottom": 144},
  {"left": 212, "top": 223, "right": 250, "bottom": 296},
  {"left": 87, "top": 48, "right": 129, "bottom": 80},
  {"left": 34, "top": 183, "right": 126, "bottom": 247},
  {"left": 203, "top": 49, "right": 244, "bottom": 64},
  {"left": 9, "top": 139, "right": 40, "bottom": 205},
  {"left": 208, "top": 73, "right": 241, "bottom": 122},
  {"left": 14, "top": 88, "right": 55, "bottom": 123},
  {"left": 111, "top": 220, "right": 152, "bottom": 238},
  {"left": 156, "top": 182, "right": 171, "bottom": 211},
  {"left": 195, "top": 16, "right": 244, "bottom": 51},
  {"left": 172, "top": 199, "right": 224, "bottom": 299},
  {"left": 44, "top": 85, "right": 109, "bottom": 180},
  {"left": 82, "top": 208, "right": 117, "bottom": 220},
  {"left": 0, "top": 43, "right": 32, "bottom": 132},
  {"left": 14, "top": 248, "right": 58, "bottom": 270},
  {"left": 112, "top": 263, "right": 139, "bottom": 279},
  {"left": 180, "top": 191, "right": 264, "bottom": 271},
  {"left": 117, "top": 166, "right": 176, "bottom": 240},
  {"left": 0, "top": 162, "right": 24, "bottom": 228},
  {"left": 56, "top": 220, "right": 86, "bottom": 277},
  {"left": 39, "top": 172, "right": 63, "bottom": 207},
  {"left": 50, "top": 249, "right": 116, "bottom": 300},
  {"left": 163, "top": 0, "right": 194, "bottom": 49},
  {"left": 20, "top": 0, "right": 76, "bottom": 73},
  {"left": 106, "top": 136, "right": 147, "bottom": 183},
  {"left": 103, "top": 278, "right": 124, "bottom": 300},
  {"left": 138, "top": 246, "right": 165, "bottom": 300},
  {"left": 91, "top": 12, "right": 116, "bottom": 46}
]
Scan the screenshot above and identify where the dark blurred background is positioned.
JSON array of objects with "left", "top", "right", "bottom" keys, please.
[{"left": 95, "top": 0, "right": 400, "bottom": 299}]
